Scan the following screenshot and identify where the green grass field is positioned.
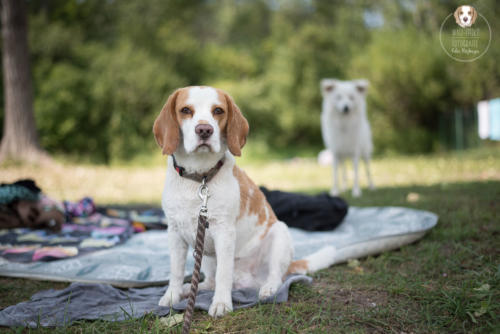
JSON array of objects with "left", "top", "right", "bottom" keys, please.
[{"left": 1, "top": 147, "right": 499, "bottom": 333}]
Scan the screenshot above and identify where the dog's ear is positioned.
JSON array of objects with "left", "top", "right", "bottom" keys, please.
[
  {"left": 224, "top": 92, "right": 249, "bottom": 157},
  {"left": 153, "top": 89, "right": 181, "bottom": 155},
  {"left": 321, "top": 79, "right": 336, "bottom": 96},
  {"left": 355, "top": 79, "right": 369, "bottom": 94},
  {"left": 454, "top": 7, "right": 461, "bottom": 24},
  {"left": 471, "top": 7, "right": 477, "bottom": 24}
]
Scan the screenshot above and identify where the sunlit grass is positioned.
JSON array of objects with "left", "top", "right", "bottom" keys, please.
[
  {"left": 244, "top": 147, "right": 500, "bottom": 192},
  {"left": 1, "top": 146, "right": 499, "bottom": 204}
]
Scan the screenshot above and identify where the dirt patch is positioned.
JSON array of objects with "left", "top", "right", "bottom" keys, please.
[{"left": 314, "top": 282, "right": 389, "bottom": 310}]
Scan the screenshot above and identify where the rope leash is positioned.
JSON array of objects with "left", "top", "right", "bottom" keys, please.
[{"left": 182, "top": 178, "right": 210, "bottom": 334}]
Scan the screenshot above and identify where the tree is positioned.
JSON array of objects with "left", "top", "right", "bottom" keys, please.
[{"left": 0, "top": 0, "right": 47, "bottom": 162}]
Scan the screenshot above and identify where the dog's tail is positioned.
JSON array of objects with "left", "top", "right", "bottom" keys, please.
[{"left": 286, "top": 246, "right": 338, "bottom": 275}]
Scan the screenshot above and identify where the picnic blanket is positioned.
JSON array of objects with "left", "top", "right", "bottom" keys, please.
[
  {"left": 0, "top": 212, "right": 136, "bottom": 263},
  {"left": 0, "top": 206, "right": 438, "bottom": 327},
  {"left": 0, "top": 206, "right": 169, "bottom": 263},
  {"left": 0, "top": 207, "right": 437, "bottom": 287}
]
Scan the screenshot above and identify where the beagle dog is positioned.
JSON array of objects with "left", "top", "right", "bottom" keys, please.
[
  {"left": 153, "top": 86, "right": 334, "bottom": 318},
  {"left": 454, "top": 5, "right": 477, "bottom": 28}
]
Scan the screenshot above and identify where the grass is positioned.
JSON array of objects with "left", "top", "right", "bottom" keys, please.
[
  {"left": 0, "top": 146, "right": 499, "bottom": 333},
  {"left": 1, "top": 146, "right": 499, "bottom": 203}
]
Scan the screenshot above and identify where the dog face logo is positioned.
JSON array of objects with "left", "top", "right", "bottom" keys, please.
[{"left": 454, "top": 5, "right": 477, "bottom": 28}]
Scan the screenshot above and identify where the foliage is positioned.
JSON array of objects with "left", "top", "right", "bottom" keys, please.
[
  {"left": 349, "top": 28, "right": 452, "bottom": 153},
  {"left": 0, "top": 0, "right": 499, "bottom": 161}
]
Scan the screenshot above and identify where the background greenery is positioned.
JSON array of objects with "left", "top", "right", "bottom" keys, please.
[{"left": 1, "top": 0, "right": 499, "bottom": 162}]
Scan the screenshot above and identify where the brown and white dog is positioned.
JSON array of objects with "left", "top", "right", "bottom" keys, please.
[
  {"left": 454, "top": 5, "right": 478, "bottom": 28},
  {"left": 153, "top": 86, "right": 335, "bottom": 317}
]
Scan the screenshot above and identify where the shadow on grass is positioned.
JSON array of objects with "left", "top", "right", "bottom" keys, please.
[{"left": 297, "top": 180, "right": 496, "bottom": 224}]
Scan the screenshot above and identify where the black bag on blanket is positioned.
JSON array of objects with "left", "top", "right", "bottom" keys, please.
[{"left": 260, "top": 187, "right": 348, "bottom": 231}]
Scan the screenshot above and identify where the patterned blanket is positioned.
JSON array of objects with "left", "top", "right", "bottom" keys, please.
[{"left": 0, "top": 208, "right": 166, "bottom": 263}]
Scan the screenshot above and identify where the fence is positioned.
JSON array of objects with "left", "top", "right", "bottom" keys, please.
[{"left": 439, "top": 108, "right": 481, "bottom": 151}]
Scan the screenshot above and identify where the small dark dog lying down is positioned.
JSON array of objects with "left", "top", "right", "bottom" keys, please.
[{"left": 153, "top": 86, "right": 341, "bottom": 317}]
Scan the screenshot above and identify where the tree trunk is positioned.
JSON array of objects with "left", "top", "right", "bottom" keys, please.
[{"left": 0, "top": 0, "right": 48, "bottom": 163}]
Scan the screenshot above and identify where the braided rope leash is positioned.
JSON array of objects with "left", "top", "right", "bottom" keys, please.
[{"left": 182, "top": 178, "right": 210, "bottom": 334}]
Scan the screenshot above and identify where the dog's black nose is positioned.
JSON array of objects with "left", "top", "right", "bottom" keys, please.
[
  {"left": 195, "top": 124, "right": 214, "bottom": 140},
  {"left": 463, "top": 17, "right": 468, "bottom": 22},
  {"left": 343, "top": 106, "right": 350, "bottom": 114}
]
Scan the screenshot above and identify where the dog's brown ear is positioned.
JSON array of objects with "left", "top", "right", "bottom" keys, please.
[
  {"left": 224, "top": 92, "right": 249, "bottom": 157},
  {"left": 471, "top": 7, "right": 477, "bottom": 24},
  {"left": 355, "top": 79, "right": 369, "bottom": 94},
  {"left": 454, "top": 7, "right": 461, "bottom": 24},
  {"left": 153, "top": 90, "right": 180, "bottom": 155},
  {"left": 321, "top": 79, "right": 336, "bottom": 96}
]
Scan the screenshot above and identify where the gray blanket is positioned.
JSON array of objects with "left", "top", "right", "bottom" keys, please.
[
  {"left": 0, "top": 275, "right": 311, "bottom": 327},
  {"left": 0, "top": 207, "right": 438, "bottom": 287}
]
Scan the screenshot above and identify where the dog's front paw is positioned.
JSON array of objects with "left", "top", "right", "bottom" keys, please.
[
  {"left": 352, "top": 188, "right": 362, "bottom": 197},
  {"left": 258, "top": 280, "right": 281, "bottom": 300},
  {"left": 208, "top": 299, "right": 233, "bottom": 318},
  {"left": 159, "top": 287, "right": 182, "bottom": 307}
]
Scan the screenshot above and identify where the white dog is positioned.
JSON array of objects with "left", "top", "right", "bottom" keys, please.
[
  {"left": 153, "top": 86, "right": 335, "bottom": 317},
  {"left": 320, "top": 79, "right": 374, "bottom": 197},
  {"left": 454, "top": 5, "right": 477, "bottom": 28}
]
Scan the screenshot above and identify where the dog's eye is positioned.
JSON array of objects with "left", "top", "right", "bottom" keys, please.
[
  {"left": 468, "top": 11, "right": 471, "bottom": 14},
  {"left": 460, "top": 11, "right": 463, "bottom": 15},
  {"left": 213, "top": 107, "right": 224, "bottom": 115},
  {"left": 181, "top": 107, "right": 192, "bottom": 114}
]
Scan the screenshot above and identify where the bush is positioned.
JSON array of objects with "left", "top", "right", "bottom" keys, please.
[{"left": 349, "top": 28, "right": 452, "bottom": 154}]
